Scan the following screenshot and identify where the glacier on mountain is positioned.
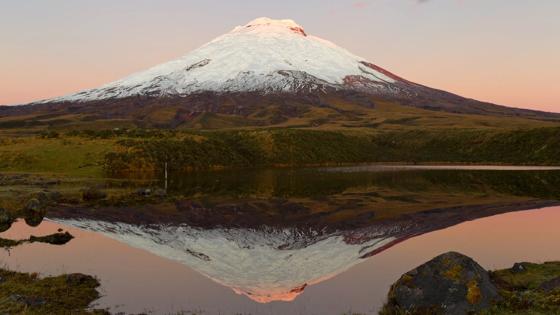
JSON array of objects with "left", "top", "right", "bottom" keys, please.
[{"left": 45, "top": 17, "right": 398, "bottom": 103}]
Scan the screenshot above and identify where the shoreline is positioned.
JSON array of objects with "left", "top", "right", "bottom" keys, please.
[{"left": 3, "top": 162, "right": 560, "bottom": 181}]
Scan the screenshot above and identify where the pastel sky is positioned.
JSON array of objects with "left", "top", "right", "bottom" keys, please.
[{"left": 1, "top": 0, "right": 559, "bottom": 112}]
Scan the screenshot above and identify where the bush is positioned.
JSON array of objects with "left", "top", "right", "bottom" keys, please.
[
  {"left": 82, "top": 187, "right": 107, "bottom": 201},
  {"left": 102, "top": 127, "right": 560, "bottom": 177}
]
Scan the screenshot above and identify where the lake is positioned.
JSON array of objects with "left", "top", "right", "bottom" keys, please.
[{"left": 1, "top": 165, "right": 560, "bottom": 315}]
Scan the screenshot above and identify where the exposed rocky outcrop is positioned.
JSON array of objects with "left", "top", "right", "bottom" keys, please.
[{"left": 382, "top": 252, "right": 500, "bottom": 315}]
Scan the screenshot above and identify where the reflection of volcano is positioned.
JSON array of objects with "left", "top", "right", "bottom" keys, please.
[
  {"left": 50, "top": 220, "right": 395, "bottom": 302},
  {"left": 48, "top": 199, "right": 557, "bottom": 303}
]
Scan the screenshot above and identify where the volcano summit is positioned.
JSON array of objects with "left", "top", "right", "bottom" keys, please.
[
  {"left": 47, "top": 17, "right": 401, "bottom": 101},
  {"left": 2, "top": 17, "right": 559, "bottom": 127}
]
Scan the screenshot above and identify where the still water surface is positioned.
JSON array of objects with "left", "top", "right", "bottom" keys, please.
[{"left": 1, "top": 165, "right": 560, "bottom": 314}]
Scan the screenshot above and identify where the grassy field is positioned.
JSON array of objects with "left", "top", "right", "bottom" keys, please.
[
  {"left": 1, "top": 126, "right": 560, "bottom": 178},
  {"left": 0, "top": 136, "right": 115, "bottom": 177},
  {"left": 481, "top": 262, "right": 560, "bottom": 315},
  {"left": 102, "top": 127, "right": 560, "bottom": 176},
  {"left": 1, "top": 98, "right": 559, "bottom": 178},
  {"left": 0, "top": 269, "right": 106, "bottom": 314}
]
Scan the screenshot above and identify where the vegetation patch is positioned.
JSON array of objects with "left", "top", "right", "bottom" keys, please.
[
  {"left": 481, "top": 262, "right": 560, "bottom": 315},
  {"left": 0, "top": 269, "right": 106, "bottom": 315},
  {"left": 101, "top": 127, "right": 560, "bottom": 177},
  {"left": 1, "top": 127, "right": 560, "bottom": 178}
]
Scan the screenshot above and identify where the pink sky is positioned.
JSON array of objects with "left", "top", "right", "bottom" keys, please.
[{"left": 1, "top": 0, "right": 558, "bottom": 113}]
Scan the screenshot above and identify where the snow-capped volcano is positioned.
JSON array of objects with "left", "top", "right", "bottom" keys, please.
[
  {"left": 10, "top": 17, "right": 555, "bottom": 122},
  {"left": 45, "top": 17, "right": 402, "bottom": 102}
]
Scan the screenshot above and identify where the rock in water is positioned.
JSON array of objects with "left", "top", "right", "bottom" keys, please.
[{"left": 382, "top": 252, "right": 500, "bottom": 315}]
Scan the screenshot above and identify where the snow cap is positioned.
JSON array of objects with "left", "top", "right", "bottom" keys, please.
[
  {"left": 244, "top": 17, "right": 303, "bottom": 29},
  {"left": 234, "top": 17, "right": 307, "bottom": 36}
]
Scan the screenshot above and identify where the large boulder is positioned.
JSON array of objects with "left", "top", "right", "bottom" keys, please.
[{"left": 382, "top": 252, "right": 500, "bottom": 315}]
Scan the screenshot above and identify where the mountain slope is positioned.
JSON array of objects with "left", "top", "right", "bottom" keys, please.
[
  {"left": 1, "top": 17, "right": 559, "bottom": 128},
  {"left": 43, "top": 17, "right": 398, "bottom": 102}
]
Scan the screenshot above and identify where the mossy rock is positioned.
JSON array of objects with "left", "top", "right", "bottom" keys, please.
[{"left": 382, "top": 252, "right": 500, "bottom": 315}]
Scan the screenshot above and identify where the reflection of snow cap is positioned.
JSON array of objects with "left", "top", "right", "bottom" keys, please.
[{"left": 52, "top": 219, "right": 395, "bottom": 303}]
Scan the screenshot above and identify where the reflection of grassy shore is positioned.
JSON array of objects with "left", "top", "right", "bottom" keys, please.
[
  {"left": 2, "top": 166, "right": 560, "bottom": 229},
  {"left": 0, "top": 232, "right": 73, "bottom": 249}
]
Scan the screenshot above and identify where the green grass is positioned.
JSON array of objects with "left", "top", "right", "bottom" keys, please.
[
  {"left": 0, "top": 137, "right": 115, "bottom": 177},
  {"left": 1, "top": 127, "right": 559, "bottom": 178},
  {"left": 103, "top": 127, "right": 560, "bottom": 176},
  {"left": 492, "top": 262, "right": 560, "bottom": 290},
  {"left": 0, "top": 269, "right": 106, "bottom": 315},
  {"left": 480, "top": 262, "right": 560, "bottom": 315}
]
